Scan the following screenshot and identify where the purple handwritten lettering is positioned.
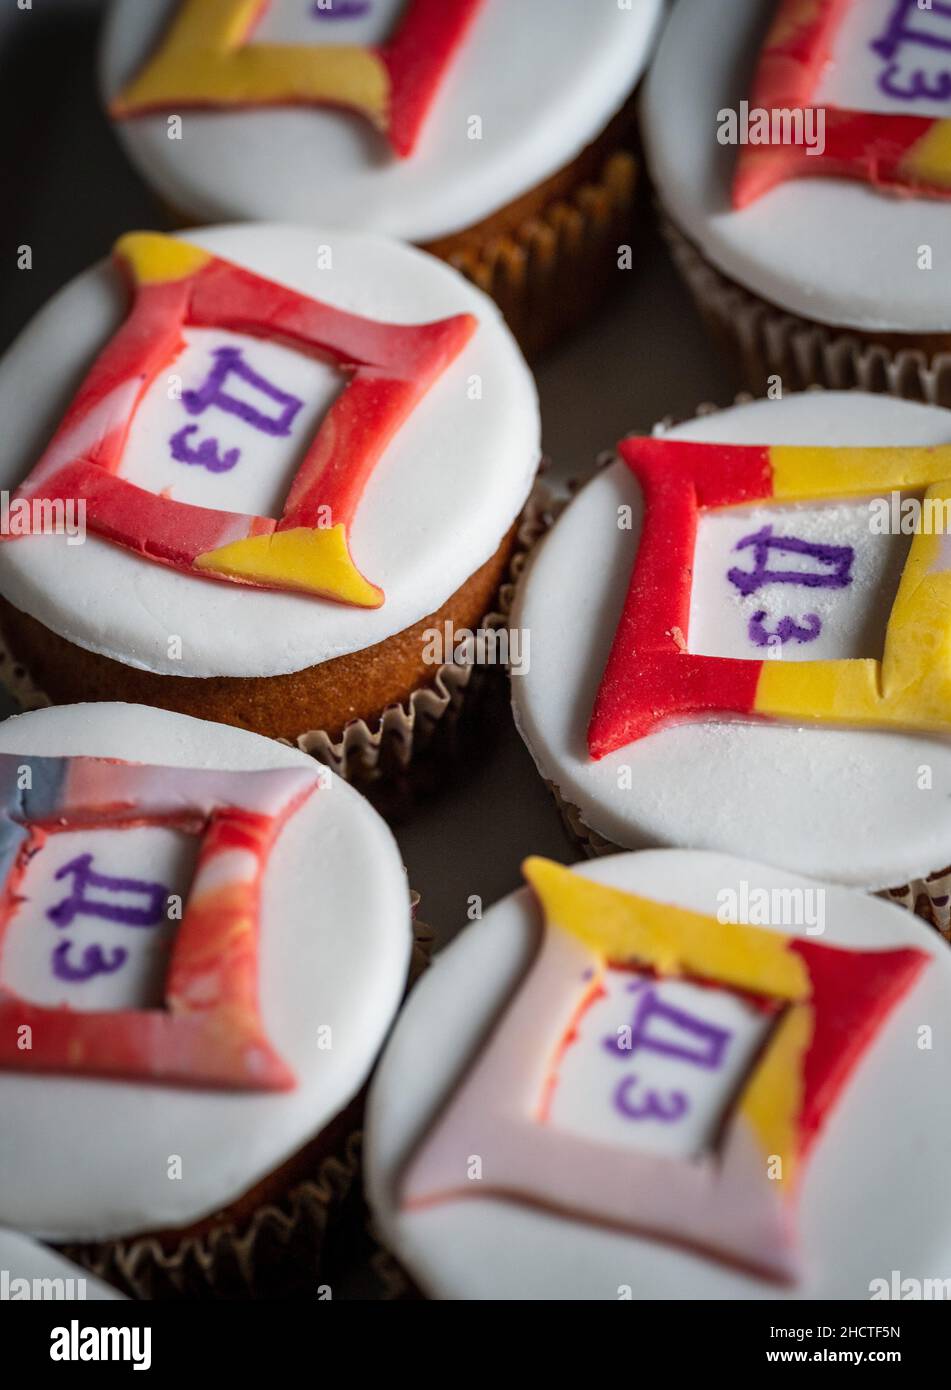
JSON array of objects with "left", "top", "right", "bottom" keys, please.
[
  {"left": 47, "top": 853, "right": 169, "bottom": 930},
  {"left": 601, "top": 981, "right": 735, "bottom": 1126},
  {"left": 169, "top": 425, "right": 240, "bottom": 474},
  {"left": 728, "top": 526, "right": 854, "bottom": 598},
  {"left": 181, "top": 346, "right": 304, "bottom": 438},
  {"left": 311, "top": 0, "right": 372, "bottom": 17},
  {"left": 604, "top": 979, "right": 733, "bottom": 1070},
  {"left": 52, "top": 939, "right": 128, "bottom": 983},
  {"left": 871, "top": 0, "right": 951, "bottom": 102},
  {"left": 748, "top": 610, "right": 822, "bottom": 647},
  {"left": 614, "top": 1076, "right": 689, "bottom": 1124},
  {"left": 170, "top": 345, "right": 305, "bottom": 475}
]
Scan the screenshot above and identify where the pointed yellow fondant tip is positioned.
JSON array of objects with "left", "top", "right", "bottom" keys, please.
[
  {"left": 115, "top": 232, "right": 213, "bottom": 285},
  {"left": 196, "top": 524, "right": 384, "bottom": 607}
]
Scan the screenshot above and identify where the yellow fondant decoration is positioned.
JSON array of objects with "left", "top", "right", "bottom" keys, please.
[
  {"left": 196, "top": 523, "right": 384, "bottom": 606},
  {"left": 522, "top": 858, "right": 808, "bottom": 1001},
  {"left": 111, "top": 0, "right": 388, "bottom": 127},
  {"left": 756, "top": 658, "right": 884, "bottom": 725},
  {"left": 770, "top": 445, "right": 951, "bottom": 501},
  {"left": 883, "top": 502, "right": 951, "bottom": 698},
  {"left": 902, "top": 121, "right": 951, "bottom": 191},
  {"left": 522, "top": 857, "right": 817, "bottom": 1184},
  {"left": 114, "top": 231, "right": 213, "bottom": 285},
  {"left": 739, "top": 1002, "right": 813, "bottom": 1187},
  {"left": 755, "top": 481, "right": 951, "bottom": 732}
]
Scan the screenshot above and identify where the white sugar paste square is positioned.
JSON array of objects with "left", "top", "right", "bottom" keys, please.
[
  {"left": 119, "top": 328, "right": 343, "bottom": 519},
  {"left": 816, "top": 0, "right": 951, "bottom": 120},
  {"left": 688, "top": 499, "right": 912, "bottom": 662},
  {"left": 250, "top": 0, "right": 403, "bottom": 48},
  {"left": 0, "top": 826, "right": 198, "bottom": 1013},
  {"left": 545, "top": 971, "right": 771, "bottom": 1161}
]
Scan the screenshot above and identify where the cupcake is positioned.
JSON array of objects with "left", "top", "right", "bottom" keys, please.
[
  {"left": 366, "top": 849, "right": 951, "bottom": 1298},
  {"left": 642, "top": 0, "right": 951, "bottom": 403},
  {"left": 100, "top": 0, "right": 666, "bottom": 356},
  {"left": 0, "top": 1229, "right": 123, "bottom": 1302},
  {"left": 0, "top": 701, "right": 412, "bottom": 1298},
  {"left": 0, "top": 224, "right": 539, "bottom": 793},
  {"left": 511, "top": 391, "right": 951, "bottom": 933}
]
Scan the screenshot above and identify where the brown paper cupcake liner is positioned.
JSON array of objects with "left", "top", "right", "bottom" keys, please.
[
  {"left": 0, "top": 625, "right": 465, "bottom": 823},
  {"left": 294, "top": 481, "right": 555, "bottom": 813},
  {"left": 660, "top": 214, "right": 951, "bottom": 406},
  {"left": 0, "top": 485, "right": 553, "bottom": 817},
  {"left": 0, "top": 643, "right": 48, "bottom": 716},
  {"left": 63, "top": 1133, "right": 363, "bottom": 1301},
  {"left": 59, "top": 909, "right": 435, "bottom": 1300},
  {"left": 437, "top": 150, "right": 640, "bottom": 361},
  {"left": 551, "top": 780, "right": 951, "bottom": 945},
  {"left": 882, "top": 870, "right": 951, "bottom": 944},
  {"left": 519, "top": 401, "right": 951, "bottom": 943},
  {"left": 159, "top": 126, "right": 639, "bottom": 362}
]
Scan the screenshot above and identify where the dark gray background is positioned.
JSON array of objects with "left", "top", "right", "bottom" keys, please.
[{"left": 0, "top": 0, "right": 735, "bottom": 945}]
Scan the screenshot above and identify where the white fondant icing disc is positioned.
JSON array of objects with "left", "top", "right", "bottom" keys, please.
[
  {"left": 365, "top": 849, "right": 951, "bottom": 1299},
  {"left": 511, "top": 392, "right": 951, "bottom": 889},
  {"left": 0, "top": 1229, "right": 123, "bottom": 1300},
  {"left": 641, "top": 0, "right": 951, "bottom": 333},
  {"left": 0, "top": 224, "right": 539, "bottom": 679},
  {"left": 0, "top": 703, "right": 411, "bottom": 1241},
  {"left": 100, "top": 0, "right": 665, "bottom": 241}
]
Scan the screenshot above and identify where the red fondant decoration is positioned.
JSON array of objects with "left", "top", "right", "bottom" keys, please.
[
  {"left": 2, "top": 235, "right": 476, "bottom": 604},
  {"left": 114, "top": 0, "right": 485, "bottom": 161},
  {"left": 588, "top": 439, "right": 772, "bottom": 760},
  {"left": 734, "top": 0, "right": 951, "bottom": 206},
  {"left": 0, "top": 757, "right": 318, "bottom": 1091},
  {"left": 788, "top": 937, "right": 926, "bottom": 1159},
  {"left": 382, "top": 0, "right": 485, "bottom": 158}
]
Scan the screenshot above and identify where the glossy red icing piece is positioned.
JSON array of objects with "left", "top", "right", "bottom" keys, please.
[
  {"left": 588, "top": 439, "right": 772, "bottom": 759},
  {"left": 2, "top": 235, "right": 476, "bottom": 604},
  {"left": 734, "top": 0, "right": 951, "bottom": 206},
  {"left": 381, "top": 0, "right": 485, "bottom": 158},
  {"left": 0, "top": 756, "right": 319, "bottom": 1091}
]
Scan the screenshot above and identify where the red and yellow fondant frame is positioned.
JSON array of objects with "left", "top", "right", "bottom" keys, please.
[
  {"left": 111, "top": 0, "right": 484, "bottom": 158},
  {"left": 400, "top": 859, "right": 927, "bottom": 1281},
  {"left": 2, "top": 232, "right": 475, "bottom": 607},
  {"left": 589, "top": 438, "right": 951, "bottom": 760},
  {"left": 734, "top": 0, "right": 951, "bottom": 206},
  {"left": 0, "top": 754, "right": 319, "bottom": 1090}
]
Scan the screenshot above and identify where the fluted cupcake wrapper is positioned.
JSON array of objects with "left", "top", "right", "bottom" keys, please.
[
  {"left": 661, "top": 214, "right": 951, "bottom": 406},
  {"left": 62, "top": 1134, "right": 365, "bottom": 1302},
  {"left": 0, "top": 486, "right": 554, "bottom": 819},
  {"left": 549, "top": 778, "right": 951, "bottom": 945},
  {"left": 439, "top": 150, "right": 640, "bottom": 360},
  {"left": 294, "top": 482, "right": 555, "bottom": 816}
]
